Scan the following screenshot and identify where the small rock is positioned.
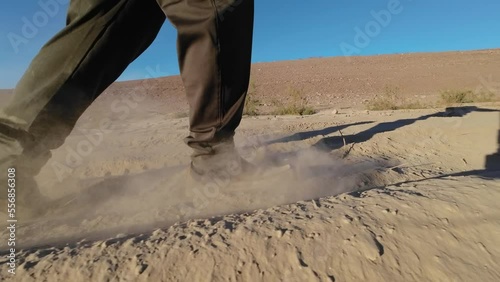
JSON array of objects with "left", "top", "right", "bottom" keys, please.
[
  {"left": 440, "top": 218, "right": 449, "bottom": 224},
  {"left": 275, "top": 230, "right": 284, "bottom": 238},
  {"left": 332, "top": 109, "right": 339, "bottom": 114},
  {"left": 98, "top": 241, "right": 108, "bottom": 249},
  {"left": 341, "top": 215, "right": 353, "bottom": 224},
  {"left": 152, "top": 229, "right": 163, "bottom": 237},
  {"left": 136, "top": 263, "right": 148, "bottom": 275}
]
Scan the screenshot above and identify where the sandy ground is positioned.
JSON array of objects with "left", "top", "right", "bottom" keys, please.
[
  {"left": 0, "top": 49, "right": 500, "bottom": 281},
  {"left": 0, "top": 102, "right": 499, "bottom": 281}
]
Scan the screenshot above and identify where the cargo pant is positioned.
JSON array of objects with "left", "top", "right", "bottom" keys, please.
[{"left": 0, "top": 0, "right": 254, "bottom": 192}]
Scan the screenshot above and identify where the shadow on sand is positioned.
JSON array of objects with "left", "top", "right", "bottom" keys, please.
[
  {"left": 267, "top": 106, "right": 500, "bottom": 178},
  {"left": 485, "top": 110, "right": 500, "bottom": 175}
]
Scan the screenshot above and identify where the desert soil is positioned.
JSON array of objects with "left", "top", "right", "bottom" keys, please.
[{"left": 0, "top": 49, "right": 500, "bottom": 281}]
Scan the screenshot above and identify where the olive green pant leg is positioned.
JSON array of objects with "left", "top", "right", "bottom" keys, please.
[
  {"left": 157, "top": 0, "right": 254, "bottom": 173},
  {"left": 160, "top": 0, "right": 254, "bottom": 143},
  {"left": 0, "top": 0, "right": 165, "bottom": 200},
  {"left": 0, "top": 0, "right": 254, "bottom": 182},
  {"left": 0, "top": 0, "right": 165, "bottom": 175}
]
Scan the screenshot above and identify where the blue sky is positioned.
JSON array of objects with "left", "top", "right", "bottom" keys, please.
[{"left": 1, "top": 0, "right": 500, "bottom": 89}]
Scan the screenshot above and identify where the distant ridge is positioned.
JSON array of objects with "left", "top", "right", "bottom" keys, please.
[
  {"left": 2, "top": 48, "right": 499, "bottom": 111},
  {"left": 104, "top": 48, "right": 500, "bottom": 111}
]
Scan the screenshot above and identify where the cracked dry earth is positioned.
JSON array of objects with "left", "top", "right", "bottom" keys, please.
[{"left": 1, "top": 104, "right": 500, "bottom": 281}]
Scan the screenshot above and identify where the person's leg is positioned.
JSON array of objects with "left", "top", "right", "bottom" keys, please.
[
  {"left": 157, "top": 0, "right": 254, "bottom": 175},
  {"left": 0, "top": 0, "right": 165, "bottom": 203}
]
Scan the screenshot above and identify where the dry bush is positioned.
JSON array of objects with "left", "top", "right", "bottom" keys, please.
[
  {"left": 243, "top": 81, "right": 260, "bottom": 116},
  {"left": 440, "top": 89, "right": 496, "bottom": 104},
  {"left": 272, "top": 86, "right": 316, "bottom": 115},
  {"left": 367, "top": 85, "right": 431, "bottom": 111}
]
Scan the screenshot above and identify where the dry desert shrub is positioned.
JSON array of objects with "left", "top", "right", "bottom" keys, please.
[
  {"left": 272, "top": 86, "right": 316, "bottom": 116},
  {"left": 243, "top": 81, "right": 260, "bottom": 116},
  {"left": 367, "top": 85, "right": 429, "bottom": 110},
  {"left": 439, "top": 89, "right": 496, "bottom": 104}
]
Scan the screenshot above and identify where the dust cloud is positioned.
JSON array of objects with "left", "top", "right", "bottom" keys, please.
[{"left": 3, "top": 144, "right": 382, "bottom": 250}]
